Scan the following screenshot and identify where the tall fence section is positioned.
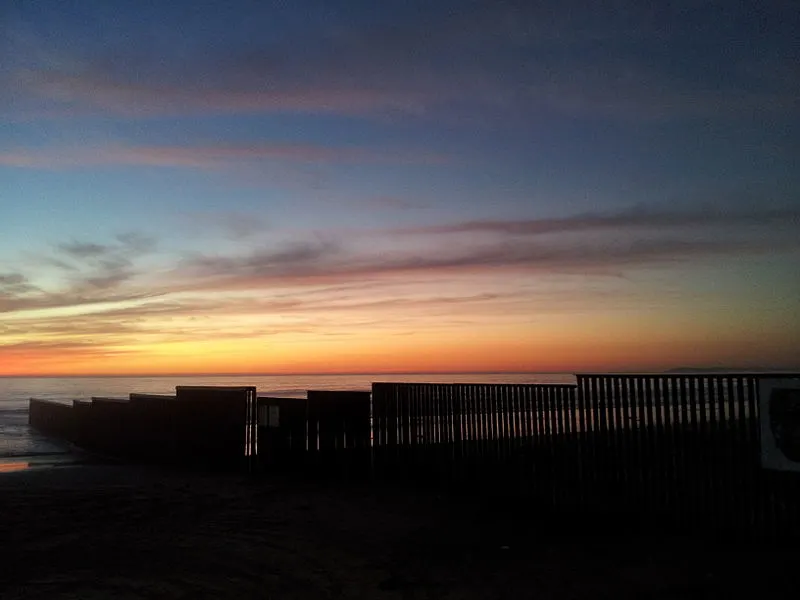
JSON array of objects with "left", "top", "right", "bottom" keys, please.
[
  {"left": 372, "top": 376, "right": 800, "bottom": 539},
  {"left": 29, "top": 374, "right": 800, "bottom": 539},
  {"left": 371, "top": 382, "right": 581, "bottom": 497}
]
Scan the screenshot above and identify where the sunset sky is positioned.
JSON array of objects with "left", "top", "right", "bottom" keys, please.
[{"left": 1, "top": 0, "right": 798, "bottom": 376}]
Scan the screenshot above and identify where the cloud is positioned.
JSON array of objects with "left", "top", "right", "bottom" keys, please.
[
  {"left": 0, "top": 287, "right": 165, "bottom": 315},
  {"left": 57, "top": 241, "right": 111, "bottom": 258},
  {"left": 4, "top": 1, "right": 796, "bottom": 121},
  {"left": 0, "top": 273, "right": 692, "bottom": 358},
  {"left": 358, "top": 196, "right": 429, "bottom": 211},
  {"left": 3, "top": 204, "right": 798, "bottom": 344},
  {"left": 0, "top": 143, "right": 447, "bottom": 170},
  {"left": 115, "top": 232, "right": 156, "bottom": 253},
  {"left": 177, "top": 208, "right": 800, "bottom": 291},
  {"left": 0, "top": 340, "right": 139, "bottom": 370},
  {"left": 53, "top": 238, "right": 137, "bottom": 292},
  {"left": 0, "top": 273, "right": 29, "bottom": 288},
  {"left": 54, "top": 233, "right": 155, "bottom": 263},
  {"left": 0, "top": 232, "right": 161, "bottom": 313},
  {"left": 2, "top": 201, "right": 798, "bottom": 373},
  {"left": 388, "top": 206, "right": 800, "bottom": 236},
  {"left": 180, "top": 239, "right": 340, "bottom": 282},
  {"left": 177, "top": 211, "right": 271, "bottom": 240},
  {"left": 0, "top": 272, "right": 39, "bottom": 296}
]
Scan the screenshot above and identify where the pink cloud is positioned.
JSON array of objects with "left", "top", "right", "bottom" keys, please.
[
  {"left": 18, "top": 68, "right": 435, "bottom": 118},
  {"left": 0, "top": 143, "right": 447, "bottom": 169}
]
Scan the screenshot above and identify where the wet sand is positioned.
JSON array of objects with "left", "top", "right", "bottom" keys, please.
[{"left": 1, "top": 464, "right": 798, "bottom": 599}]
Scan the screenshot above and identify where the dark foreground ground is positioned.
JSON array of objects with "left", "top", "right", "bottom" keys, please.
[{"left": 0, "top": 464, "right": 798, "bottom": 599}]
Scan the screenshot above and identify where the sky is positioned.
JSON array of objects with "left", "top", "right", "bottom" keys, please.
[{"left": 1, "top": 0, "right": 798, "bottom": 376}]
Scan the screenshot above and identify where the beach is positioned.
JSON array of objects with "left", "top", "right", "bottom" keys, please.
[{"left": 1, "top": 463, "right": 798, "bottom": 599}]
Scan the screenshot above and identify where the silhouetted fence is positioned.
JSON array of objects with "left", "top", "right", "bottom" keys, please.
[
  {"left": 572, "top": 374, "right": 800, "bottom": 540},
  {"left": 29, "top": 387, "right": 256, "bottom": 470},
  {"left": 29, "top": 374, "right": 800, "bottom": 539},
  {"left": 28, "top": 399, "right": 74, "bottom": 441},
  {"left": 171, "top": 386, "right": 255, "bottom": 469},
  {"left": 256, "top": 391, "right": 371, "bottom": 478},
  {"left": 256, "top": 396, "right": 307, "bottom": 472},
  {"left": 371, "top": 383, "right": 579, "bottom": 493},
  {"left": 371, "top": 375, "right": 800, "bottom": 539}
]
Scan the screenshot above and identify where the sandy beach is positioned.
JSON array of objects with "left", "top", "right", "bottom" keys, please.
[{"left": 1, "top": 463, "right": 798, "bottom": 599}]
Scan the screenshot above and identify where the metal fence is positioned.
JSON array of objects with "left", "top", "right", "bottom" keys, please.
[
  {"left": 371, "top": 375, "right": 800, "bottom": 539},
  {"left": 29, "top": 387, "right": 256, "bottom": 470},
  {"left": 29, "top": 374, "right": 800, "bottom": 538},
  {"left": 256, "top": 391, "right": 371, "bottom": 478}
]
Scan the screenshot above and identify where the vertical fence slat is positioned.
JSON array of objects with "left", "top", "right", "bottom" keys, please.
[{"left": 576, "top": 378, "right": 588, "bottom": 506}]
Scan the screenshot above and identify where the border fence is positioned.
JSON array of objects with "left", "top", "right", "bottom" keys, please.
[
  {"left": 371, "top": 375, "right": 800, "bottom": 539},
  {"left": 28, "top": 373, "right": 800, "bottom": 539},
  {"left": 30, "top": 387, "right": 255, "bottom": 470}
]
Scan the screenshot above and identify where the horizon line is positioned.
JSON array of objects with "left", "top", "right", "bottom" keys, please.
[
  {"left": 2, "top": 367, "right": 798, "bottom": 379},
  {"left": 0, "top": 370, "right": 577, "bottom": 379}
]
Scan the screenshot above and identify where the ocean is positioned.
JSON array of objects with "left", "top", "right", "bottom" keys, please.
[{"left": 0, "top": 373, "right": 574, "bottom": 462}]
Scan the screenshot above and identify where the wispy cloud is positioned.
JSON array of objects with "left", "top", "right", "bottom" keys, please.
[
  {"left": 0, "top": 143, "right": 447, "bottom": 170},
  {"left": 1, "top": 233, "right": 160, "bottom": 313},
  {"left": 358, "top": 196, "right": 429, "bottom": 211},
  {"left": 57, "top": 241, "right": 112, "bottom": 259},
  {"left": 4, "top": 1, "right": 796, "bottom": 122},
  {"left": 388, "top": 206, "right": 800, "bottom": 236},
  {"left": 53, "top": 233, "right": 156, "bottom": 292},
  {"left": 196, "top": 203, "right": 799, "bottom": 280},
  {"left": 3, "top": 203, "right": 798, "bottom": 364},
  {"left": 176, "top": 211, "right": 271, "bottom": 240},
  {"left": 0, "top": 272, "right": 40, "bottom": 297},
  {"left": 180, "top": 235, "right": 799, "bottom": 291},
  {"left": 12, "top": 53, "right": 791, "bottom": 123},
  {"left": 0, "top": 339, "right": 139, "bottom": 362},
  {"left": 5, "top": 204, "right": 797, "bottom": 317}
]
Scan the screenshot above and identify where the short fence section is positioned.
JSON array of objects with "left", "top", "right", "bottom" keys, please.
[{"left": 29, "top": 386, "right": 256, "bottom": 470}]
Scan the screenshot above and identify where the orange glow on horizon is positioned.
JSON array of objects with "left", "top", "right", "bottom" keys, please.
[
  {"left": 3, "top": 291, "right": 798, "bottom": 377},
  {"left": 3, "top": 326, "right": 796, "bottom": 377}
]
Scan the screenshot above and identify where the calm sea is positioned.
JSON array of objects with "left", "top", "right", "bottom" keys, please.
[{"left": 0, "top": 373, "right": 574, "bottom": 461}]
